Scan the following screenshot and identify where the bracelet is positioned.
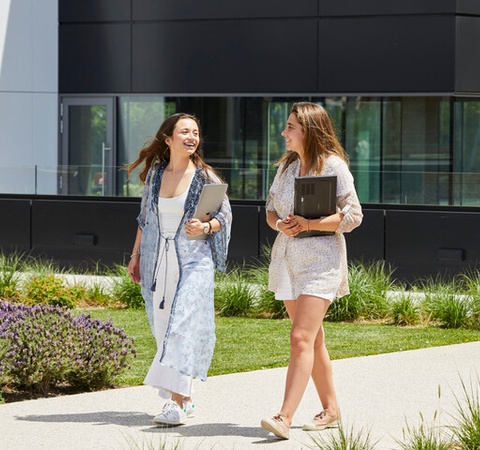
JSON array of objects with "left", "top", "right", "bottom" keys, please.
[
  {"left": 130, "top": 251, "right": 140, "bottom": 259},
  {"left": 275, "top": 219, "right": 283, "bottom": 232},
  {"left": 207, "top": 221, "right": 212, "bottom": 234}
]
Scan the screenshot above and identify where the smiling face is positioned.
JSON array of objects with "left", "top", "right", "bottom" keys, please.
[
  {"left": 165, "top": 118, "right": 200, "bottom": 158},
  {"left": 281, "top": 113, "right": 305, "bottom": 156}
]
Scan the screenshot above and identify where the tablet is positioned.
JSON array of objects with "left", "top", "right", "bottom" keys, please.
[
  {"left": 294, "top": 175, "right": 337, "bottom": 238},
  {"left": 187, "top": 183, "right": 228, "bottom": 240}
]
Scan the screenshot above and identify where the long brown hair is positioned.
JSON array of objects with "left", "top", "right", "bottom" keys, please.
[
  {"left": 127, "top": 113, "right": 218, "bottom": 183},
  {"left": 277, "top": 102, "right": 349, "bottom": 175}
]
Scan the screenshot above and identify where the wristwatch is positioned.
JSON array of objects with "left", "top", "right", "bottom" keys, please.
[{"left": 203, "top": 222, "right": 211, "bottom": 235}]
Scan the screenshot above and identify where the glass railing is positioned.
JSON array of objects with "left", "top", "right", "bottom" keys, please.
[{"left": 0, "top": 165, "right": 479, "bottom": 208}]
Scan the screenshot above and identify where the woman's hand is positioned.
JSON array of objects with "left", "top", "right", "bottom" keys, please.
[
  {"left": 128, "top": 254, "right": 141, "bottom": 284},
  {"left": 289, "top": 215, "right": 310, "bottom": 233},
  {"left": 278, "top": 215, "right": 303, "bottom": 237},
  {"left": 185, "top": 218, "right": 206, "bottom": 237}
]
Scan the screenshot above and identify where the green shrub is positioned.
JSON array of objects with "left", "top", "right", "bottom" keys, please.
[
  {"left": 469, "top": 297, "right": 480, "bottom": 330},
  {"left": 110, "top": 265, "right": 144, "bottom": 309},
  {"left": 215, "top": 268, "right": 256, "bottom": 317},
  {"left": 21, "top": 256, "right": 66, "bottom": 276},
  {"left": 247, "top": 258, "right": 287, "bottom": 319},
  {"left": 328, "top": 291, "right": 364, "bottom": 322},
  {"left": 421, "top": 279, "right": 472, "bottom": 329},
  {"left": 391, "top": 292, "right": 422, "bottom": 326},
  {"left": 21, "top": 274, "right": 80, "bottom": 309},
  {"left": 328, "top": 261, "right": 393, "bottom": 322},
  {"left": 458, "top": 270, "right": 480, "bottom": 329},
  {"left": 359, "top": 260, "right": 394, "bottom": 319},
  {"left": 0, "top": 253, "right": 23, "bottom": 301},
  {"left": 82, "top": 282, "right": 114, "bottom": 307},
  {"left": 458, "top": 269, "right": 480, "bottom": 297}
]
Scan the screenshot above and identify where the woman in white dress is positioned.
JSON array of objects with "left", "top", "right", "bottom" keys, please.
[
  {"left": 127, "top": 113, "right": 232, "bottom": 426},
  {"left": 261, "top": 102, "right": 363, "bottom": 439}
]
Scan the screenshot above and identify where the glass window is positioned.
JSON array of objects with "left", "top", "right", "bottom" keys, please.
[
  {"left": 381, "top": 97, "right": 451, "bottom": 205},
  {"left": 382, "top": 98, "right": 402, "bottom": 203},
  {"left": 454, "top": 98, "right": 480, "bottom": 206},
  {"left": 110, "top": 95, "right": 479, "bottom": 208},
  {"left": 345, "top": 97, "right": 381, "bottom": 203},
  {"left": 60, "top": 98, "right": 115, "bottom": 196},
  {"left": 118, "top": 96, "right": 176, "bottom": 197}
]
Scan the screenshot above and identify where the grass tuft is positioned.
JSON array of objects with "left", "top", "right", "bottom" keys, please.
[
  {"left": 449, "top": 372, "right": 480, "bottom": 449},
  {"left": 421, "top": 278, "right": 473, "bottom": 329},
  {"left": 391, "top": 292, "right": 422, "bottom": 326},
  {"left": 396, "top": 411, "right": 453, "bottom": 450},
  {"left": 214, "top": 267, "right": 256, "bottom": 317},
  {"left": 308, "top": 422, "right": 379, "bottom": 450}
]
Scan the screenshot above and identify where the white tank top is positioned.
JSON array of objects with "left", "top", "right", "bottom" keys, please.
[{"left": 158, "top": 189, "right": 188, "bottom": 238}]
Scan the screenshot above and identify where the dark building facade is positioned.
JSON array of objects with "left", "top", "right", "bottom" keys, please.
[{"left": 2, "top": 0, "right": 480, "bottom": 281}]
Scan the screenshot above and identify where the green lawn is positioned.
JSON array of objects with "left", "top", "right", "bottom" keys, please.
[{"left": 81, "top": 309, "right": 480, "bottom": 387}]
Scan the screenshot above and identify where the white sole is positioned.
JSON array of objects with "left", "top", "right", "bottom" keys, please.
[
  {"left": 152, "top": 418, "right": 186, "bottom": 426},
  {"left": 260, "top": 418, "right": 290, "bottom": 439},
  {"left": 303, "top": 420, "right": 339, "bottom": 431}
]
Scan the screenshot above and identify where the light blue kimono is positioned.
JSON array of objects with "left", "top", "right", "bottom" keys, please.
[{"left": 137, "top": 162, "right": 232, "bottom": 380}]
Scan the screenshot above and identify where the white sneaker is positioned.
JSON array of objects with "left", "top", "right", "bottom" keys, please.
[
  {"left": 183, "top": 400, "right": 195, "bottom": 418},
  {"left": 152, "top": 401, "right": 187, "bottom": 426}
]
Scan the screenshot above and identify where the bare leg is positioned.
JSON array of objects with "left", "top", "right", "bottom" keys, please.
[
  {"left": 284, "top": 299, "right": 338, "bottom": 416},
  {"left": 311, "top": 325, "right": 338, "bottom": 415},
  {"left": 171, "top": 392, "right": 184, "bottom": 408},
  {"left": 277, "top": 295, "right": 330, "bottom": 425}
]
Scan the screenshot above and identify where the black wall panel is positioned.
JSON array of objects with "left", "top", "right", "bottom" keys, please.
[
  {"left": 318, "top": 15, "right": 455, "bottom": 93},
  {"left": 133, "top": 0, "right": 317, "bottom": 20},
  {"left": 3, "top": 198, "right": 480, "bottom": 281},
  {"left": 319, "top": 0, "right": 457, "bottom": 16},
  {"left": 457, "top": 0, "right": 480, "bottom": 15},
  {"left": 319, "top": 0, "right": 480, "bottom": 16},
  {"left": 345, "top": 209, "right": 385, "bottom": 263},
  {"left": 132, "top": 19, "right": 317, "bottom": 93},
  {"left": 259, "top": 206, "right": 278, "bottom": 250},
  {"left": 385, "top": 210, "right": 480, "bottom": 281},
  {"left": 228, "top": 205, "right": 261, "bottom": 265},
  {"left": 456, "top": 17, "right": 480, "bottom": 93},
  {"left": 60, "top": 0, "right": 132, "bottom": 22},
  {"left": 58, "top": 1, "right": 480, "bottom": 95},
  {"left": 59, "top": 24, "right": 132, "bottom": 93},
  {"left": 0, "top": 199, "right": 31, "bottom": 251},
  {"left": 31, "top": 200, "right": 139, "bottom": 268}
]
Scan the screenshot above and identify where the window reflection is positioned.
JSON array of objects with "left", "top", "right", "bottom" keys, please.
[
  {"left": 115, "top": 95, "right": 480, "bottom": 207},
  {"left": 454, "top": 99, "right": 480, "bottom": 206}
]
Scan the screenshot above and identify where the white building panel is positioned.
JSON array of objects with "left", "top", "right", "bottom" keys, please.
[{"left": 0, "top": 0, "right": 58, "bottom": 195}]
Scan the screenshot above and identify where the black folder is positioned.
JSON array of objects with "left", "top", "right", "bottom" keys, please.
[{"left": 293, "top": 175, "right": 337, "bottom": 238}]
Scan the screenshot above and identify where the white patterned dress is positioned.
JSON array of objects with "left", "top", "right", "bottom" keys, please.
[
  {"left": 266, "top": 156, "right": 363, "bottom": 301},
  {"left": 144, "top": 187, "right": 192, "bottom": 398},
  {"left": 137, "top": 163, "right": 231, "bottom": 399}
]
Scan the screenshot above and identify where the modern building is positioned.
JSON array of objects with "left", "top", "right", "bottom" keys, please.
[{"left": 1, "top": 0, "right": 480, "bottom": 281}]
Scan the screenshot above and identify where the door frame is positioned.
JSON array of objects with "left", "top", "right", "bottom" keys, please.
[{"left": 59, "top": 96, "right": 116, "bottom": 196}]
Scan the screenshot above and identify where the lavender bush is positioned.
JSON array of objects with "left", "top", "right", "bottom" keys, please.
[{"left": 0, "top": 300, "right": 136, "bottom": 394}]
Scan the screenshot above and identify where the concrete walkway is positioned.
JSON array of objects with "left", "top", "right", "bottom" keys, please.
[{"left": 1, "top": 341, "right": 479, "bottom": 450}]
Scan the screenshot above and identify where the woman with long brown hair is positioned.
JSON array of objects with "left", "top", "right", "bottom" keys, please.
[
  {"left": 127, "top": 113, "right": 231, "bottom": 426},
  {"left": 261, "top": 102, "right": 363, "bottom": 439}
]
